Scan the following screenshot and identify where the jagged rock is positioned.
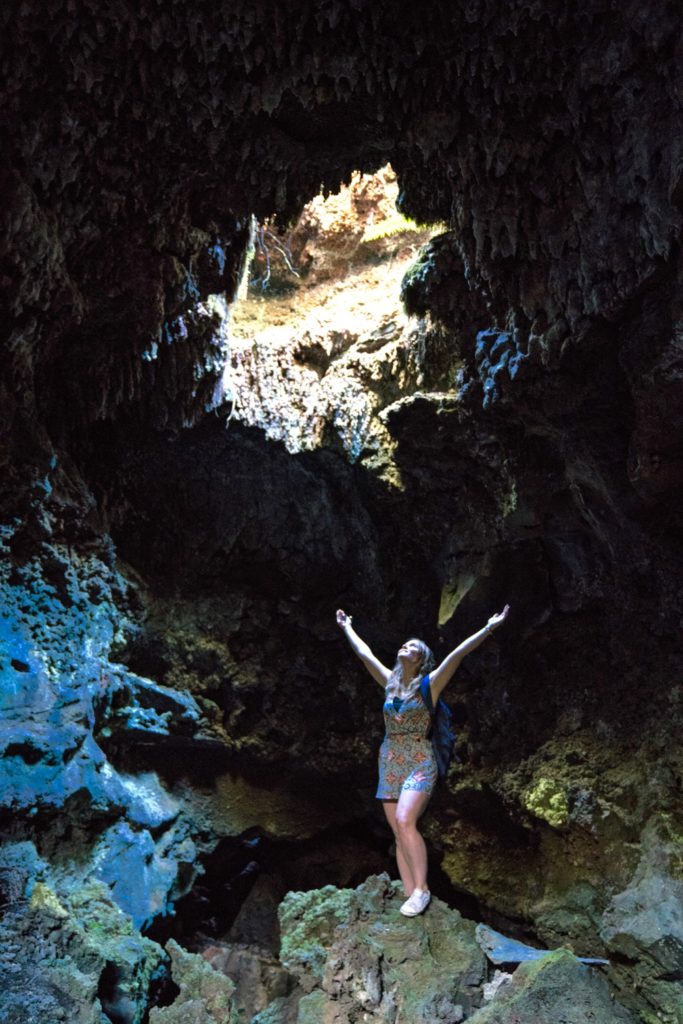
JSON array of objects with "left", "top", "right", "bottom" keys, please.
[
  {"left": 482, "top": 969, "right": 512, "bottom": 1001},
  {"left": 3, "top": 2, "right": 679, "bottom": 426},
  {"left": 603, "top": 864, "right": 683, "bottom": 972},
  {"left": 600, "top": 817, "right": 683, "bottom": 1024},
  {"left": 467, "top": 949, "right": 636, "bottom": 1024},
  {"left": 200, "top": 941, "right": 293, "bottom": 1020},
  {"left": 0, "top": 511, "right": 231, "bottom": 935},
  {"left": 256, "top": 876, "right": 638, "bottom": 1024},
  {"left": 149, "top": 939, "right": 239, "bottom": 1024},
  {"left": 0, "top": 540, "right": 219, "bottom": 927},
  {"left": 227, "top": 874, "right": 285, "bottom": 952},
  {"left": 97, "top": 671, "right": 220, "bottom": 749},
  {"left": 0, "top": 847, "right": 162, "bottom": 1024},
  {"left": 274, "top": 873, "right": 486, "bottom": 1022},
  {"left": 229, "top": 167, "right": 433, "bottom": 459}
]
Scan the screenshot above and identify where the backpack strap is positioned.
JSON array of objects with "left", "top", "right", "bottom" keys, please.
[{"left": 420, "top": 674, "right": 435, "bottom": 715}]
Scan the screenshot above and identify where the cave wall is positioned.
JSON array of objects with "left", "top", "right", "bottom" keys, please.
[{"left": 1, "top": 2, "right": 683, "bottom": 1022}]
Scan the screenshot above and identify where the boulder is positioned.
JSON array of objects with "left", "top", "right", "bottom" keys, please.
[
  {"left": 468, "top": 949, "right": 637, "bottom": 1024},
  {"left": 273, "top": 873, "right": 486, "bottom": 1022}
]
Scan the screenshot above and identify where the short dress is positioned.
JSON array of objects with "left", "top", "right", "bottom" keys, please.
[{"left": 376, "top": 687, "right": 438, "bottom": 800}]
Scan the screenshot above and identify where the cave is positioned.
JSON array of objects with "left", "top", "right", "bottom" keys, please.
[{"left": 1, "top": 2, "right": 682, "bottom": 1022}]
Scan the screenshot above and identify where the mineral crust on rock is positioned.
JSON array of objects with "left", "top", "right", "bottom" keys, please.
[
  {"left": 247, "top": 875, "right": 638, "bottom": 1024},
  {"left": 269, "top": 873, "right": 486, "bottom": 1023},
  {"left": 149, "top": 939, "right": 239, "bottom": 1024},
  {"left": 467, "top": 948, "right": 637, "bottom": 1024}
]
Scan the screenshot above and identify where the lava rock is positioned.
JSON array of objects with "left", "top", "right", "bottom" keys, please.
[
  {"left": 467, "top": 949, "right": 636, "bottom": 1024},
  {"left": 149, "top": 939, "right": 239, "bottom": 1024}
]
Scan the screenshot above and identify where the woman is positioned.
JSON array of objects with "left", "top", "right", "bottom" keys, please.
[{"left": 336, "top": 605, "right": 509, "bottom": 916}]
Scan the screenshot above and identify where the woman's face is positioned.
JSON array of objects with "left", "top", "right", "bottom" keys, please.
[{"left": 397, "top": 639, "right": 423, "bottom": 666}]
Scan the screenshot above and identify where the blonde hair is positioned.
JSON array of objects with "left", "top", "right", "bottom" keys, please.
[{"left": 385, "top": 638, "right": 435, "bottom": 698}]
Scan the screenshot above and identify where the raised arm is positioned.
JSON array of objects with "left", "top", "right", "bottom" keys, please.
[
  {"left": 429, "top": 605, "right": 510, "bottom": 701},
  {"left": 336, "top": 609, "right": 391, "bottom": 687}
]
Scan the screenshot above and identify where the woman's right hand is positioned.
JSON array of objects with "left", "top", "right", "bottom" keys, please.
[
  {"left": 487, "top": 604, "right": 510, "bottom": 631},
  {"left": 336, "top": 608, "right": 352, "bottom": 629}
]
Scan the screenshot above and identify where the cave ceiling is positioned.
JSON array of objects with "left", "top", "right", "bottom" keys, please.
[{"left": 2, "top": 0, "right": 681, "bottom": 434}]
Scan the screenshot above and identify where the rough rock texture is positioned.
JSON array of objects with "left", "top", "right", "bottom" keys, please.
[
  {"left": 467, "top": 949, "right": 637, "bottom": 1024},
  {"left": 148, "top": 939, "right": 239, "bottom": 1024},
  {"left": 248, "top": 875, "right": 636, "bottom": 1024},
  {"left": 200, "top": 941, "right": 293, "bottom": 1021},
  {"left": 600, "top": 817, "right": 683, "bottom": 1024},
  {"left": 0, "top": 510, "right": 228, "bottom": 933},
  {"left": 0, "top": 842, "right": 162, "bottom": 1024},
  {"left": 270, "top": 874, "right": 487, "bottom": 1023},
  {"left": 1, "top": 1, "right": 683, "bottom": 1021},
  {"left": 3, "top": 1, "right": 680, "bottom": 435}
]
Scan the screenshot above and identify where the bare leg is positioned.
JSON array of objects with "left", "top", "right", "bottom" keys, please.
[
  {"left": 382, "top": 800, "right": 415, "bottom": 895},
  {"left": 394, "top": 788, "right": 432, "bottom": 892}
]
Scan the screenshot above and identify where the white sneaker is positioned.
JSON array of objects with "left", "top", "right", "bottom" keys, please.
[{"left": 400, "top": 888, "right": 431, "bottom": 916}]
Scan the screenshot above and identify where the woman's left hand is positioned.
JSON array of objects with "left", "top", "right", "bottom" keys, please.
[{"left": 487, "top": 604, "right": 510, "bottom": 630}]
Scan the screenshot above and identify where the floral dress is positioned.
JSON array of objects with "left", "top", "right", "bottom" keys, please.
[{"left": 376, "top": 688, "right": 438, "bottom": 800}]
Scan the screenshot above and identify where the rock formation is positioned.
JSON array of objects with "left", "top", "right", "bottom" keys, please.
[
  {"left": 1, "top": 1, "right": 682, "bottom": 1021},
  {"left": 250, "top": 874, "right": 637, "bottom": 1024}
]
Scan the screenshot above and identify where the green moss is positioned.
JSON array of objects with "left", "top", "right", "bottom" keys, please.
[
  {"left": 644, "top": 979, "right": 683, "bottom": 1024},
  {"left": 361, "top": 212, "right": 441, "bottom": 243},
  {"left": 252, "top": 990, "right": 327, "bottom": 1024},
  {"left": 149, "top": 939, "right": 238, "bottom": 1023},
  {"left": 516, "top": 947, "right": 576, "bottom": 978},
  {"left": 279, "top": 885, "right": 356, "bottom": 981},
  {"left": 653, "top": 812, "right": 683, "bottom": 880},
  {"left": 523, "top": 777, "right": 569, "bottom": 828},
  {"left": 295, "top": 990, "right": 328, "bottom": 1023},
  {"left": 68, "top": 880, "right": 136, "bottom": 944},
  {"left": 252, "top": 996, "right": 290, "bottom": 1024},
  {"left": 67, "top": 881, "right": 162, "bottom": 1019},
  {"left": 467, "top": 948, "right": 633, "bottom": 1024}
]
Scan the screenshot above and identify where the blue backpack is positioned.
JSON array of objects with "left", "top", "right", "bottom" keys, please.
[{"left": 420, "top": 675, "right": 457, "bottom": 779}]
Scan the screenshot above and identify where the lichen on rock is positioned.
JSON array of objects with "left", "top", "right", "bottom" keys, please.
[
  {"left": 523, "top": 776, "right": 570, "bottom": 829},
  {"left": 0, "top": 847, "right": 163, "bottom": 1024},
  {"left": 149, "top": 939, "right": 239, "bottom": 1024},
  {"left": 274, "top": 874, "right": 486, "bottom": 1022},
  {"left": 467, "top": 949, "right": 637, "bottom": 1024}
]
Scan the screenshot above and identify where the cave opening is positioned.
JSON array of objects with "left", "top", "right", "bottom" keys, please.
[
  {"left": 221, "top": 162, "right": 446, "bottom": 461},
  {"left": 80, "top": 157, "right": 487, "bottom": 977}
]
